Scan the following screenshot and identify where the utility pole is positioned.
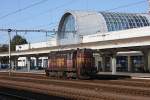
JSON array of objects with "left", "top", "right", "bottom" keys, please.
[{"left": 8, "top": 29, "right": 12, "bottom": 76}]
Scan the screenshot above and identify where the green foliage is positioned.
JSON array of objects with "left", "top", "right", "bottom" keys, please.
[
  {"left": 0, "top": 44, "right": 8, "bottom": 52},
  {"left": 11, "top": 35, "right": 28, "bottom": 51}
]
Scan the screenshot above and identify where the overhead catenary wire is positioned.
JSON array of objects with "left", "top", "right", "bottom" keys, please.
[
  {"left": 0, "top": 0, "right": 77, "bottom": 31},
  {"left": 54, "top": 0, "right": 147, "bottom": 32},
  {"left": 0, "top": 28, "right": 74, "bottom": 45},
  {"left": 105, "top": 0, "right": 146, "bottom": 12},
  {"left": 0, "top": 29, "right": 76, "bottom": 33},
  {"left": 78, "top": 0, "right": 146, "bottom": 18},
  {"left": 12, "top": 0, "right": 77, "bottom": 25},
  {"left": 0, "top": 0, "right": 48, "bottom": 20},
  {"left": 29, "top": 22, "right": 55, "bottom": 29},
  {"left": 23, "top": 0, "right": 147, "bottom": 29},
  {"left": 0, "top": 0, "right": 147, "bottom": 33}
]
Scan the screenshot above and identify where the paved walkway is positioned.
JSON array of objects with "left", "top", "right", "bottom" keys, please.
[
  {"left": 0, "top": 69, "right": 45, "bottom": 74},
  {"left": 1, "top": 69, "right": 150, "bottom": 79},
  {"left": 98, "top": 72, "right": 150, "bottom": 79}
]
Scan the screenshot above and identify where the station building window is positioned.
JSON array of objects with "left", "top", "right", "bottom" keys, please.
[
  {"left": 131, "top": 56, "right": 144, "bottom": 73},
  {"left": 105, "top": 57, "right": 111, "bottom": 72},
  {"left": 116, "top": 56, "right": 128, "bottom": 72}
]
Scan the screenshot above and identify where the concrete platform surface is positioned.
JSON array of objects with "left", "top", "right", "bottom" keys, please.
[
  {"left": 0, "top": 69, "right": 45, "bottom": 74},
  {"left": 98, "top": 72, "right": 150, "bottom": 79}
]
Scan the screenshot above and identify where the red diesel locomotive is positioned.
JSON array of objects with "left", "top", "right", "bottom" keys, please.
[{"left": 45, "top": 49, "right": 96, "bottom": 79}]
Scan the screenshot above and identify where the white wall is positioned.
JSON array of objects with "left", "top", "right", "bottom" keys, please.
[
  {"left": 18, "top": 57, "right": 26, "bottom": 67},
  {"left": 59, "top": 33, "right": 80, "bottom": 45},
  {"left": 16, "top": 39, "right": 56, "bottom": 68},
  {"left": 15, "top": 26, "right": 150, "bottom": 50},
  {"left": 30, "top": 42, "right": 47, "bottom": 49},
  {"left": 93, "top": 53, "right": 102, "bottom": 70},
  {"left": 16, "top": 44, "right": 30, "bottom": 51},
  {"left": 16, "top": 38, "right": 56, "bottom": 51},
  {"left": 17, "top": 57, "right": 48, "bottom": 68},
  {"left": 82, "top": 26, "right": 150, "bottom": 43},
  {"left": 47, "top": 38, "right": 57, "bottom": 46}
]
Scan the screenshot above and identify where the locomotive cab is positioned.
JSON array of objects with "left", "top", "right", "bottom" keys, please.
[
  {"left": 76, "top": 49, "right": 96, "bottom": 79},
  {"left": 45, "top": 49, "right": 97, "bottom": 79}
]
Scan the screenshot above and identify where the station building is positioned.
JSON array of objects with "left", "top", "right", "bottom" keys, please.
[
  {"left": 57, "top": 11, "right": 150, "bottom": 73},
  {"left": 14, "top": 10, "right": 150, "bottom": 74}
]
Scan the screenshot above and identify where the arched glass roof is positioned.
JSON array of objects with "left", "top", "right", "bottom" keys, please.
[
  {"left": 100, "top": 12, "right": 150, "bottom": 32},
  {"left": 59, "top": 14, "right": 75, "bottom": 39},
  {"left": 57, "top": 11, "right": 150, "bottom": 45}
]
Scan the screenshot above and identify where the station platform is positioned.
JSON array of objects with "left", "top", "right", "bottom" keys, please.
[
  {"left": 98, "top": 72, "right": 150, "bottom": 79},
  {"left": 0, "top": 69, "right": 45, "bottom": 74},
  {"left": 0, "top": 69, "right": 150, "bottom": 79}
]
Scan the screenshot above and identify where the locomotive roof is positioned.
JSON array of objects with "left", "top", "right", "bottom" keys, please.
[
  {"left": 49, "top": 49, "right": 76, "bottom": 54},
  {"left": 49, "top": 48, "right": 93, "bottom": 55}
]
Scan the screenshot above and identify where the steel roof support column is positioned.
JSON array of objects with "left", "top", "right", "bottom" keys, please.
[
  {"left": 35, "top": 57, "right": 39, "bottom": 70},
  {"left": 11, "top": 60, "right": 14, "bottom": 72},
  {"left": 148, "top": 51, "right": 150, "bottom": 73},
  {"left": 111, "top": 54, "right": 117, "bottom": 75},
  {"left": 10, "top": 57, "right": 16, "bottom": 71},
  {"left": 127, "top": 56, "right": 131, "bottom": 72},
  {"left": 143, "top": 50, "right": 149, "bottom": 73},
  {"left": 14, "top": 57, "right": 18, "bottom": 71},
  {"left": 0, "top": 58, "right": 1, "bottom": 69},
  {"left": 27, "top": 57, "right": 31, "bottom": 72},
  {"left": 101, "top": 55, "right": 106, "bottom": 72}
]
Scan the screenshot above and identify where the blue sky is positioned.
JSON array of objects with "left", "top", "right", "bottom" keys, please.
[{"left": 0, "top": 0, "right": 148, "bottom": 44}]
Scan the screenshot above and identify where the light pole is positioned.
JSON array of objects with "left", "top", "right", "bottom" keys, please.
[{"left": 8, "top": 29, "right": 12, "bottom": 76}]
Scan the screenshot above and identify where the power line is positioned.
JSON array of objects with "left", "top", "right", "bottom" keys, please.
[
  {"left": 0, "top": 0, "right": 146, "bottom": 31},
  {"left": 13, "top": 0, "right": 77, "bottom": 24},
  {"left": 2, "top": 0, "right": 77, "bottom": 30},
  {"left": 44, "top": 0, "right": 76, "bottom": 13},
  {"left": 79, "top": 0, "right": 146, "bottom": 18},
  {"left": 0, "top": 29, "right": 76, "bottom": 33},
  {"left": 0, "top": 0, "right": 48, "bottom": 20},
  {"left": 29, "top": 23, "right": 55, "bottom": 29},
  {"left": 105, "top": 0, "right": 146, "bottom": 12}
]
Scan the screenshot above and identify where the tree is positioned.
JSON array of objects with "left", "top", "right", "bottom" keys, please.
[
  {"left": 0, "top": 44, "right": 8, "bottom": 52},
  {"left": 11, "top": 35, "right": 28, "bottom": 51}
]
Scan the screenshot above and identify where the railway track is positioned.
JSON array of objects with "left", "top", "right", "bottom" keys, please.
[
  {"left": 0, "top": 92, "right": 31, "bottom": 100},
  {"left": 0, "top": 85, "right": 66, "bottom": 100},
  {"left": 0, "top": 72, "right": 150, "bottom": 88},
  {"left": 0, "top": 76, "right": 150, "bottom": 97},
  {"left": 0, "top": 72, "right": 150, "bottom": 100}
]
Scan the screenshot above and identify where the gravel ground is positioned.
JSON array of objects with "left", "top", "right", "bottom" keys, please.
[{"left": 0, "top": 72, "right": 150, "bottom": 100}]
